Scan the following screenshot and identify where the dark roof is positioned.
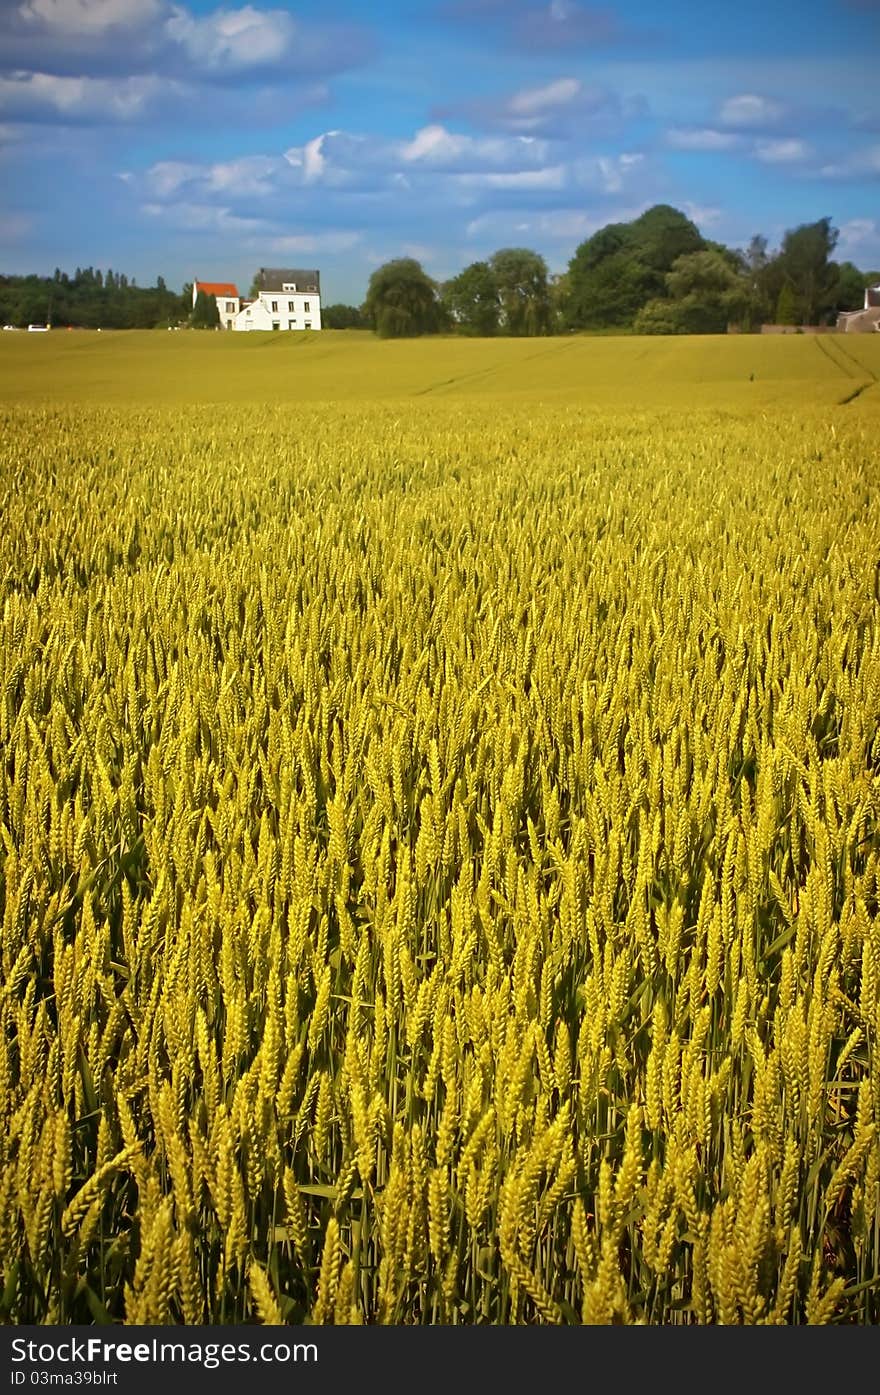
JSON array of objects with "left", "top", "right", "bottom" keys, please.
[{"left": 257, "top": 267, "right": 320, "bottom": 294}]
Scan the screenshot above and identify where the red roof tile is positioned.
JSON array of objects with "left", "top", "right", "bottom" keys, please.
[{"left": 196, "top": 281, "right": 239, "bottom": 297}]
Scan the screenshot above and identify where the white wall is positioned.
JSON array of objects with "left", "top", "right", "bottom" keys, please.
[{"left": 232, "top": 290, "right": 322, "bottom": 331}]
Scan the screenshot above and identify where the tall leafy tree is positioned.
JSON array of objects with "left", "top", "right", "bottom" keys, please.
[
  {"left": 635, "top": 250, "right": 748, "bottom": 334},
  {"left": 441, "top": 261, "right": 500, "bottom": 336},
  {"left": 834, "top": 261, "right": 867, "bottom": 312},
  {"left": 191, "top": 289, "right": 220, "bottom": 329},
  {"left": 777, "top": 217, "right": 839, "bottom": 324},
  {"left": 564, "top": 205, "right": 705, "bottom": 330},
  {"left": 775, "top": 282, "right": 798, "bottom": 325},
  {"left": 488, "top": 248, "right": 551, "bottom": 336},
  {"left": 363, "top": 258, "right": 441, "bottom": 337}
]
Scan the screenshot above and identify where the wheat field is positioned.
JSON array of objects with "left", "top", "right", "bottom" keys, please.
[{"left": 1, "top": 332, "right": 879, "bottom": 1324}]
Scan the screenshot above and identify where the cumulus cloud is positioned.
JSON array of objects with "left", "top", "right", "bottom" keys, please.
[
  {"left": 398, "top": 124, "right": 552, "bottom": 170},
  {"left": 754, "top": 137, "right": 811, "bottom": 163},
  {"left": 666, "top": 127, "right": 742, "bottom": 151},
  {"left": 718, "top": 94, "right": 785, "bottom": 128},
  {"left": 18, "top": 0, "right": 163, "bottom": 33},
  {"left": 818, "top": 144, "right": 880, "bottom": 178},
  {"left": 464, "top": 202, "right": 649, "bottom": 245},
  {"left": 0, "top": 71, "right": 180, "bottom": 121},
  {"left": 439, "top": 0, "right": 657, "bottom": 52},
  {"left": 681, "top": 201, "right": 722, "bottom": 229},
  {"left": 836, "top": 217, "right": 879, "bottom": 253},
  {"left": 436, "top": 75, "right": 643, "bottom": 139},
  {"left": 132, "top": 122, "right": 650, "bottom": 251},
  {"left": 0, "top": 0, "right": 374, "bottom": 105}
]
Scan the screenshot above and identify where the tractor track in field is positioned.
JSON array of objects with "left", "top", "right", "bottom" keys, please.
[
  {"left": 411, "top": 336, "right": 581, "bottom": 397},
  {"left": 814, "top": 333, "right": 878, "bottom": 404}
]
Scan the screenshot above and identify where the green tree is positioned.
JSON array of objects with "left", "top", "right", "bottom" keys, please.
[
  {"left": 664, "top": 249, "right": 748, "bottom": 332},
  {"left": 834, "top": 261, "right": 867, "bottom": 312},
  {"left": 191, "top": 289, "right": 220, "bottom": 328},
  {"left": 441, "top": 261, "right": 500, "bottom": 336},
  {"left": 322, "top": 304, "right": 366, "bottom": 329},
  {"left": 777, "top": 217, "right": 839, "bottom": 324},
  {"left": 364, "top": 258, "right": 440, "bottom": 338},
  {"left": 775, "top": 281, "right": 798, "bottom": 325},
  {"left": 633, "top": 251, "right": 747, "bottom": 335},
  {"left": 630, "top": 204, "right": 704, "bottom": 273},
  {"left": 488, "top": 248, "right": 551, "bottom": 336},
  {"left": 565, "top": 205, "right": 706, "bottom": 330}
]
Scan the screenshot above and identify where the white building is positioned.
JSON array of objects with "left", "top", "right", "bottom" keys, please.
[
  {"left": 193, "top": 280, "right": 241, "bottom": 329},
  {"left": 837, "top": 283, "right": 880, "bottom": 334},
  {"left": 232, "top": 267, "right": 322, "bottom": 332}
]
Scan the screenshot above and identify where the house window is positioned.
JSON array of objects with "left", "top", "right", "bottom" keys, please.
[
  {"left": 288, "top": 301, "right": 295, "bottom": 312},
  {"left": 225, "top": 301, "right": 235, "bottom": 313},
  {"left": 226, "top": 319, "right": 232, "bottom": 329},
  {"left": 272, "top": 321, "right": 280, "bottom": 331},
  {"left": 270, "top": 300, "right": 278, "bottom": 312},
  {"left": 304, "top": 301, "right": 310, "bottom": 312},
  {"left": 288, "top": 320, "right": 295, "bottom": 330},
  {"left": 245, "top": 307, "right": 251, "bottom": 316},
  {"left": 282, "top": 283, "right": 296, "bottom": 292},
  {"left": 304, "top": 322, "right": 312, "bottom": 330}
]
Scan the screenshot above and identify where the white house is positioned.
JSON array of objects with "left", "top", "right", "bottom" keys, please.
[
  {"left": 837, "top": 283, "right": 880, "bottom": 333},
  {"left": 193, "top": 279, "right": 241, "bottom": 329},
  {"left": 232, "top": 267, "right": 322, "bottom": 332}
]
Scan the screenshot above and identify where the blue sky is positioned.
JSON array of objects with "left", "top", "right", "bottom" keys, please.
[{"left": 0, "top": 0, "right": 877, "bottom": 302}]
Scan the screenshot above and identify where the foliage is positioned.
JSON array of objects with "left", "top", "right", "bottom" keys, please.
[
  {"left": 488, "top": 249, "right": 552, "bottom": 336},
  {"left": 190, "top": 289, "right": 221, "bottom": 329},
  {"left": 441, "top": 261, "right": 500, "bottom": 337},
  {"left": 776, "top": 282, "right": 798, "bottom": 326},
  {"left": 364, "top": 258, "right": 441, "bottom": 338},
  {"left": 834, "top": 262, "right": 868, "bottom": 313},
  {"left": 635, "top": 250, "right": 749, "bottom": 334},
  {"left": 322, "top": 304, "right": 367, "bottom": 330},
  {"left": 566, "top": 206, "right": 705, "bottom": 330},
  {"left": 0, "top": 266, "right": 188, "bottom": 329},
  {"left": 1, "top": 337, "right": 879, "bottom": 1324},
  {"left": 776, "top": 218, "right": 840, "bottom": 325}
]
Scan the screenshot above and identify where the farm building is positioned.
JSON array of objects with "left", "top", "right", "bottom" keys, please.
[
  {"left": 192, "top": 280, "right": 241, "bottom": 329},
  {"left": 837, "top": 283, "right": 880, "bottom": 333},
  {"left": 232, "top": 268, "right": 322, "bottom": 332}
]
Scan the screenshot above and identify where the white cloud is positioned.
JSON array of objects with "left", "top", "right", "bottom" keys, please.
[
  {"left": 142, "top": 199, "right": 265, "bottom": 233},
  {"left": 837, "top": 217, "right": 878, "bottom": 252},
  {"left": 586, "top": 151, "right": 643, "bottom": 193},
  {"left": 398, "top": 124, "right": 550, "bottom": 170},
  {"left": 507, "top": 77, "right": 581, "bottom": 116},
  {"left": 146, "top": 153, "right": 283, "bottom": 197},
  {"left": 466, "top": 203, "right": 649, "bottom": 244},
  {"left": 754, "top": 137, "right": 810, "bottom": 163},
  {"left": 164, "top": 4, "right": 294, "bottom": 72},
  {"left": 0, "top": 71, "right": 176, "bottom": 120},
  {"left": 666, "top": 127, "right": 741, "bottom": 151},
  {"left": 819, "top": 144, "right": 880, "bottom": 178},
  {"left": 454, "top": 166, "right": 566, "bottom": 191},
  {"left": 18, "top": 0, "right": 161, "bottom": 34},
  {"left": 268, "top": 230, "right": 361, "bottom": 255},
  {"left": 681, "top": 201, "right": 722, "bottom": 229},
  {"left": 719, "top": 94, "right": 784, "bottom": 128}
]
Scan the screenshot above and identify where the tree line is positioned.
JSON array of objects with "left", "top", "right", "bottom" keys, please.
[
  {"left": 2, "top": 209, "right": 875, "bottom": 334},
  {"left": 329, "top": 207, "right": 877, "bottom": 337},
  {"left": 0, "top": 266, "right": 192, "bottom": 329}
]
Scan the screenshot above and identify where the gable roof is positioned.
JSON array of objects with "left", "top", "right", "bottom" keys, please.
[
  {"left": 196, "top": 280, "right": 239, "bottom": 297},
  {"left": 256, "top": 267, "right": 321, "bottom": 294}
]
